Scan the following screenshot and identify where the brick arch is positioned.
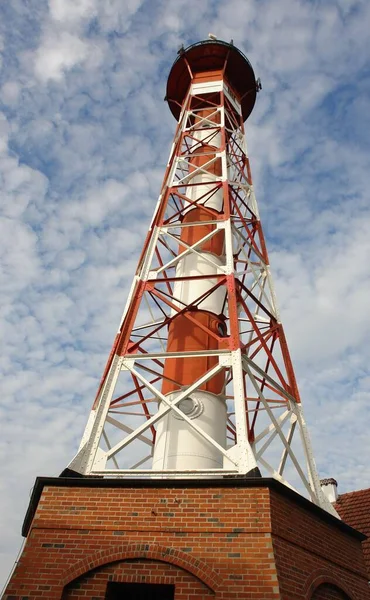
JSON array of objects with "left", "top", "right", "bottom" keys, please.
[
  {"left": 62, "top": 542, "right": 222, "bottom": 591},
  {"left": 303, "top": 569, "right": 355, "bottom": 600}
]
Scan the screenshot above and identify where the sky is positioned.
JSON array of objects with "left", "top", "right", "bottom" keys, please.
[{"left": 1, "top": 0, "right": 370, "bottom": 589}]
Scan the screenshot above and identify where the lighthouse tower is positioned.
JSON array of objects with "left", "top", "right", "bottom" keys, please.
[
  {"left": 64, "top": 39, "right": 331, "bottom": 514},
  {"left": 4, "top": 40, "right": 370, "bottom": 600}
]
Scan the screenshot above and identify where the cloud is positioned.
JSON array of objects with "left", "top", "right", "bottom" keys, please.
[
  {"left": 34, "top": 31, "right": 90, "bottom": 81},
  {"left": 1, "top": 0, "right": 370, "bottom": 589},
  {"left": 49, "top": 0, "right": 97, "bottom": 25}
]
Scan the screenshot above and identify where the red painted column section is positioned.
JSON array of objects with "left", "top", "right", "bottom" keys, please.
[{"left": 162, "top": 93, "right": 226, "bottom": 397}]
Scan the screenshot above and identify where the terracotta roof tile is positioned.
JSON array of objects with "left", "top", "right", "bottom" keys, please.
[{"left": 335, "top": 487, "right": 370, "bottom": 576}]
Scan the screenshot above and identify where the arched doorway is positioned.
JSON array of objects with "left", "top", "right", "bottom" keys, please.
[{"left": 311, "top": 583, "right": 351, "bottom": 600}]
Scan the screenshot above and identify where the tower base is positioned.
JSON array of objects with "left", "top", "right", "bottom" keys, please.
[{"left": 4, "top": 478, "right": 369, "bottom": 599}]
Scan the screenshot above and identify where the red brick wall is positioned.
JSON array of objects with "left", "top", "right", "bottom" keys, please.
[
  {"left": 4, "top": 481, "right": 369, "bottom": 600},
  {"left": 63, "top": 559, "right": 214, "bottom": 599},
  {"left": 269, "top": 489, "right": 367, "bottom": 600},
  {"left": 4, "top": 485, "right": 280, "bottom": 599}
]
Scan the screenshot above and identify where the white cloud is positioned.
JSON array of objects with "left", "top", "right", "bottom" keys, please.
[
  {"left": 49, "top": 0, "right": 97, "bottom": 25},
  {"left": 0, "top": 81, "right": 21, "bottom": 105},
  {"left": 0, "top": 218, "right": 40, "bottom": 292},
  {"left": 34, "top": 31, "right": 89, "bottom": 81}
]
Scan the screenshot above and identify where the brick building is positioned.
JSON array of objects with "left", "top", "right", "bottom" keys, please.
[{"left": 3, "top": 477, "right": 370, "bottom": 599}]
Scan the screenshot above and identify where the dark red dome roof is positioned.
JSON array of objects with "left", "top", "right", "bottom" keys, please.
[{"left": 166, "top": 40, "right": 257, "bottom": 122}]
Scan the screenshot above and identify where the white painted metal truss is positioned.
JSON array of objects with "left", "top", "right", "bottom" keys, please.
[{"left": 67, "top": 78, "right": 337, "bottom": 517}]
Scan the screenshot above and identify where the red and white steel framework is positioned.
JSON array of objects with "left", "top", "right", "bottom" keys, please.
[{"left": 67, "top": 40, "right": 337, "bottom": 516}]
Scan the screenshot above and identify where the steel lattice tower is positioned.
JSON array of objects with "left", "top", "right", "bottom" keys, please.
[{"left": 66, "top": 39, "right": 336, "bottom": 517}]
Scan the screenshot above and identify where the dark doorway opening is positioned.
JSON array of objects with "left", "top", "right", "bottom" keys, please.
[{"left": 105, "top": 581, "right": 175, "bottom": 599}]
